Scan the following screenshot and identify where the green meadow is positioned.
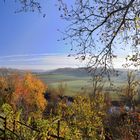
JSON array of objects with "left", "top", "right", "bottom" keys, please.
[{"left": 36, "top": 72, "right": 128, "bottom": 100}]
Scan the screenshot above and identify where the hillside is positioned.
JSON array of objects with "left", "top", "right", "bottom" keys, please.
[
  {"left": 42, "top": 67, "right": 90, "bottom": 77},
  {"left": 37, "top": 67, "right": 131, "bottom": 83}
]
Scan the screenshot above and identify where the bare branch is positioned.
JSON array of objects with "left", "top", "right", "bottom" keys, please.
[{"left": 59, "top": 0, "right": 140, "bottom": 76}]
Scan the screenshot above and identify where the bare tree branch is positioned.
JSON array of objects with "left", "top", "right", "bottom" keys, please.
[{"left": 59, "top": 0, "right": 140, "bottom": 76}]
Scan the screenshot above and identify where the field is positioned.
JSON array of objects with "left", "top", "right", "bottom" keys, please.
[
  {"left": 37, "top": 74, "right": 90, "bottom": 95},
  {"left": 36, "top": 72, "right": 128, "bottom": 100}
]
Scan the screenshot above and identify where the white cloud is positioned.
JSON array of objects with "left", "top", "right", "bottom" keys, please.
[
  {"left": 0, "top": 53, "right": 131, "bottom": 70},
  {"left": 0, "top": 53, "right": 81, "bottom": 70},
  {"left": 113, "top": 57, "right": 126, "bottom": 68}
]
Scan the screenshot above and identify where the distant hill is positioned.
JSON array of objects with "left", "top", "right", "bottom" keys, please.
[
  {"left": 42, "top": 67, "right": 130, "bottom": 79},
  {"left": 43, "top": 67, "right": 90, "bottom": 77},
  {"left": 0, "top": 68, "right": 26, "bottom": 75},
  {"left": 0, "top": 68, "right": 45, "bottom": 75},
  {"left": 0, "top": 67, "right": 139, "bottom": 82},
  {"left": 38, "top": 67, "right": 140, "bottom": 84}
]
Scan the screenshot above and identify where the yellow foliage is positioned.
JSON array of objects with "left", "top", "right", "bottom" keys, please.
[
  {"left": 0, "top": 72, "right": 47, "bottom": 117},
  {"left": 57, "top": 94, "right": 106, "bottom": 139}
]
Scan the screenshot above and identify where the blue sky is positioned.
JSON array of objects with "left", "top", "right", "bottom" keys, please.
[
  {"left": 0, "top": 0, "right": 77, "bottom": 70},
  {"left": 0, "top": 0, "right": 132, "bottom": 70},
  {"left": 0, "top": 0, "right": 70, "bottom": 55}
]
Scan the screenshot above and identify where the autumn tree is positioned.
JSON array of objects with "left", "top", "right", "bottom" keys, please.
[
  {"left": 0, "top": 71, "right": 47, "bottom": 118},
  {"left": 12, "top": 73, "right": 47, "bottom": 118},
  {"left": 91, "top": 76, "right": 104, "bottom": 97},
  {"left": 0, "top": 72, "right": 19, "bottom": 106},
  {"left": 57, "top": 82, "right": 68, "bottom": 96},
  {"left": 120, "top": 71, "right": 139, "bottom": 110},
  {"left": 56, "top": 94, "right": 106, "bottom": 139}
]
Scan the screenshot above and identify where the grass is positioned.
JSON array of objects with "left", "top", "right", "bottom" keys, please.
[
  {"left": 37, "top": 74, "right": 82, "bottom": 83},
  {"left": 37, "top": 73, "right": 128, "bottom": 100},
  {"left": 50, "top": 79, "right": 92, "bottom": 96}
]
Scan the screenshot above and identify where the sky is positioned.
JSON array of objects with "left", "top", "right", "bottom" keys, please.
[
  {"left": 0, "top": 0, "right": 79, "bottom": 70},
  {"left": 0, "top": 0, "right": 130, "bottom": 70}
]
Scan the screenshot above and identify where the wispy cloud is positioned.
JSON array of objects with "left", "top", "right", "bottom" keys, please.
[
  {"left": 0, "top": 53, "right": 81, "bottom": 70},
  {"left": 0, "top": 53, "right": 63, "bottom": 59},
  {"left": 0, "top": 53, "right": 129, "bottom": 70}
]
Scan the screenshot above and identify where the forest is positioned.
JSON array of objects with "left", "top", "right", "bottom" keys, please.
[{"left": 0, "top": 69, "right": 140, "bottom": 139}]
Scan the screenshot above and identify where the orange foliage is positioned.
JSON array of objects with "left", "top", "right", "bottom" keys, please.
[
  {"left": 0, "top": 72, "right": 48, "bottom": 117},
  {"left": 12, "top": 73, "right": 47, "bottom": 113},
  {"left": 0, "top": 74, "right": 18, "bottom": 104}
]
